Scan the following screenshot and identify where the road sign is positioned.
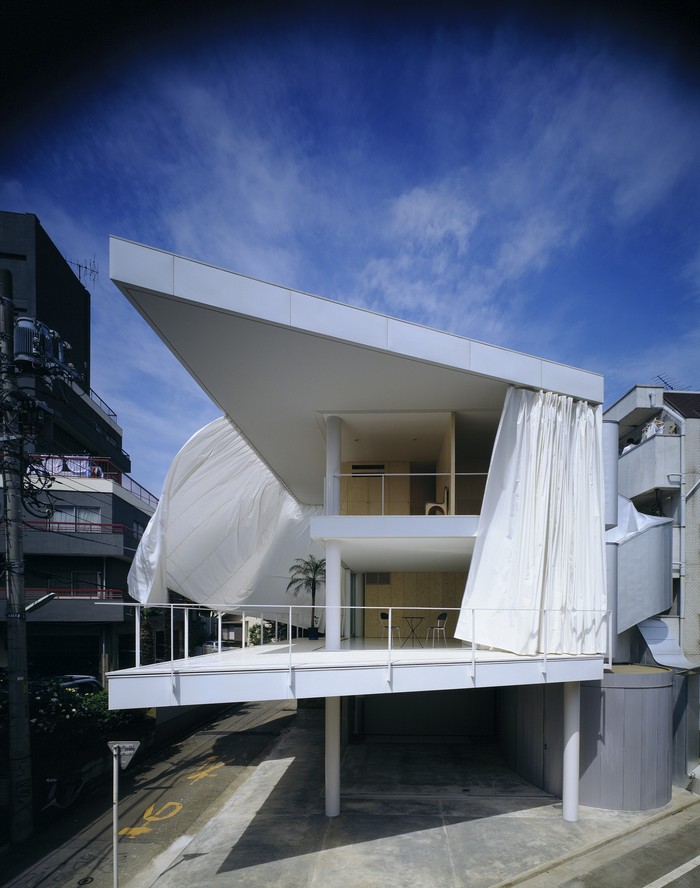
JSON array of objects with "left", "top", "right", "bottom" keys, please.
[{"left": 107, "top": 741, "right": 140, "bottom": 770}]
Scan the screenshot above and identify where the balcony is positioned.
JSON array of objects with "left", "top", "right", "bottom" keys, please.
[
  {"left": 23, "top": 521, "right": 145, "bottom": 557},
  {"left": 107, "top": 603, "right": 609, "bottom": 711},
  {"left": 0, "top": 587, "right": 125, "bottom": 623},
  {"left": 33, "top": 455, "right": 159, "bottom": 509},
  {"left": 337, "top": 471, "right": 487, "bottom": 517},
  {"left": 618, "top": 434, "right": 681, "bottom": 499}
]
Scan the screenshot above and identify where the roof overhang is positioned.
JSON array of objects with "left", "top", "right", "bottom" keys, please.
[{"left": 110, "top": 237, "right": 604, "bottom": 504}]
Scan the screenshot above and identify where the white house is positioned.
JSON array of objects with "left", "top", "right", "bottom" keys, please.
[{"left": 107, "top": 237, "right": 678, "bottom": 821}]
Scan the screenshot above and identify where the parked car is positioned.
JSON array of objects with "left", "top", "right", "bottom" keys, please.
[{"left": 58, "top": 675, "right": 103, "bottom": 693}]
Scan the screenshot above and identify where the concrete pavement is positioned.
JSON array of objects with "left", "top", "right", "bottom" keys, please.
[{"left": 123, "top": 708, "right": 700, "bottom": 888}]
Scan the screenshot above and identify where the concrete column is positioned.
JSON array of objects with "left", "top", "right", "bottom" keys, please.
[
  {"left": 325, "top": 539, "right": 342, "bottom": 651},
  {"left": 562, "top": 681, "right": 580, "bottom": 822},
  {"left": 325, "top": 415, "right": 342, "bottom": 516},
  {"left": 325, "top": 696, "right": 341, "bottom": 817}
]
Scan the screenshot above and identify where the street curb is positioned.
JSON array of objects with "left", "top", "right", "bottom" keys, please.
[{"left": 490, "top": 792, "right": 700, "bottom": 887}]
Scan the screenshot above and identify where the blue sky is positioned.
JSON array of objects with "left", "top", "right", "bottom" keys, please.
[{"left": 2, "top": 3, "right": 699, "bottom": 496}]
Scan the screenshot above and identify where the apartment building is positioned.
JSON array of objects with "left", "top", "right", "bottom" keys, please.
[{"left": 0, "top": 212, "right": 156, "bottom": 680}]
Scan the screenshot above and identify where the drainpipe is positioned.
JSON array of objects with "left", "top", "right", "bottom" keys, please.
[
  {"left": 663, "top": 403, "right": 685, "bottom": 650},
  {"left": 602, "top": 420, "right": 619, "bottom": 531},
  {"left": 602, "top": 420, "right": 620, "bottom": 662}
]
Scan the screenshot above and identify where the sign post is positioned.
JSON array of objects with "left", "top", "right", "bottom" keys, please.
[{"left": 108, "top": 741, "right": 140, "bottom": 888}]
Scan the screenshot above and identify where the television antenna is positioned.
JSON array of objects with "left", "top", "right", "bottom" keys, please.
[{"left": 67, "top": 255, "right": 99, "bottom": 285}]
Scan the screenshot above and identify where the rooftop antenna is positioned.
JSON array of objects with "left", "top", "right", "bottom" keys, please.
[
  {"left": 654, "top": 373, "right": 681, "bottom": 391},
  {"left": 66, "top": 255, "right": 99, "bottom": 285}
]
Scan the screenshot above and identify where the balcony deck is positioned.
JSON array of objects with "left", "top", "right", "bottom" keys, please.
[{"left": 107, "top": 637, "right": 605, "bottom": 710}]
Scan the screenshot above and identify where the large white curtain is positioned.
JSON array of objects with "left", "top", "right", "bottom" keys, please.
[
  {"left": 128, "top": 417, "right": 323, "bottom": 625},
  {"left": 454, "top": 387, "right": 607, "bottom": 655}
]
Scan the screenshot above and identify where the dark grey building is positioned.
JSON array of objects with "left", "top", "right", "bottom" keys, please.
[{"left": 0, "top": 211, "right": 156, "bottom": 680}]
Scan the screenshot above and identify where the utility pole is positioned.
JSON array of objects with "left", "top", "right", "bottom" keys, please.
[{"left": 0, "top": 268, "right": 33, "bottom": 842}]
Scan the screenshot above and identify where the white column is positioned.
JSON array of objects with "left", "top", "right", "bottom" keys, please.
[
  {"left": 325, "top": 696, "right": 341, "bottom": 817},
  {"left": 325, "top": 539, "right": 342, "bottom": 651},
  {"left": 325, "top": 415, "right": 342, "bottom": 516},
  {"left": 562, "top": 681, "right": 580, "bottom": 822}
]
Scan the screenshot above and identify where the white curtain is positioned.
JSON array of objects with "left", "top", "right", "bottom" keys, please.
[
  {"left": 454, "top": 387, "right": 607, "bottom": 655},
  {"left": 128, "top": 417, "right": 323, "bottom": 627}
]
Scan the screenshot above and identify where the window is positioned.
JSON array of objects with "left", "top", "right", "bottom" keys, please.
[{"left": 49, "top": 506, "right": 102, "bottom": 532}]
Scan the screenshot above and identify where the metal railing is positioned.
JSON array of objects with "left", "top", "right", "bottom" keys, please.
[
  {"left": 33, "top": 455, "right": 159, "bottom": 509},
  {"left": 0, "top": 587, "right": 124, "bottom": 601},
  {"left": 89, "top": 388, "right": 118, "bottom": 419},
  {"left": 334, "top": 471, "right": 487, "bottom": 516},
  {"left": 24, "top": 520, "right": 144, "bottom": 540},
  {"left": 113, "top": 603, "right": 611, "bottom": 674}
]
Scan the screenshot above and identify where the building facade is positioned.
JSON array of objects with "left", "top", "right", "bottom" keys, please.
[
  {"left": 0, "top": 212, "right": 156, "bottom": 681},
  {"left": 106, "top": 236, "right": 694, "bottom": 821}
]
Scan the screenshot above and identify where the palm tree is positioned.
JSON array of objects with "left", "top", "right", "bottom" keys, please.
[{"left": 286, "top": 555, "right": 326, "bottom": 637}]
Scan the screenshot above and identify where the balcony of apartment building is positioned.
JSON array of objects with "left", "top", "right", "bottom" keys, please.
[
  {"left": 618, "top": 420, "right": 682, "bottom": 501},
  {"left": 23, "top": 508, "right": 148, "bottom": 559},
  {"left": 0, "top": 583, "right": 125, "bottom": 623},
  {"left": 33, "top": 454, "right": 158, "bottom": 511}
]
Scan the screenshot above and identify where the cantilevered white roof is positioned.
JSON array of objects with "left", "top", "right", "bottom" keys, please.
[{"left": 110, "top": 237, "right": 604, "bottom": 504}]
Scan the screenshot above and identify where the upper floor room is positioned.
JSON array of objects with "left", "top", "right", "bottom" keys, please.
[{"left": 110, "top": 237, "right": 604, "bottom": 512}]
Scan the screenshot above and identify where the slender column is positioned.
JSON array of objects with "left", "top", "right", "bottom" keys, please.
[
  {"left": 325, "top": 696, "right": 341, "bottom": 817},
  {"left": 325, "top": 415, "right": 341, "bottom": 516},
  {"left": 562, "top": 681, "right": 580, "bottom": 822},
  {"left": 325, "top": 539, "right": 342, "bottom": 651}
]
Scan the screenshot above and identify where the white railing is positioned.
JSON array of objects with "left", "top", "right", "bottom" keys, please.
[
  {"left": 113, "top": 603, "right": 611, "bottom": 674},
  {"left": 334, "top": 471, "right": 488, "bottom": 516}
]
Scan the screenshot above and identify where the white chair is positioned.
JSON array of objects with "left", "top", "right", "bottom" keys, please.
[
  {"left": 380, "top": 612, "right": 401, "bottom": 642},
  {"left": 425, "top": 612, "right": 448, "bottom": 646},
  {"left": 425, "top": 487, "right": 448, "bottom": 516}
]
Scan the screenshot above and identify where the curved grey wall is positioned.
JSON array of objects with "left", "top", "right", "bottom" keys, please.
[{"left": 580, "top": 667, "right": 672, "bottom": 810}]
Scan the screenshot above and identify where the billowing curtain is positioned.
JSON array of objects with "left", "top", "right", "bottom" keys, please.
[
  {"left": 454, "top": 387, "right": 607, "bottom": 655},
  {"left": 128, "top": 416, "right": 323, "bottom": 626}
]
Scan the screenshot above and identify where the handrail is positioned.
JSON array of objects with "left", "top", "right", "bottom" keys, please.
[
  {"left": 24, "top": 520, "right": 145, "bottom": 539},
  {"left": 32, "top": 454, "right": 159, "bottom": 509},
  {"left": 89, "top": 388, "right": 118, "bottom": 419},
  {"left": 2, "top": 587, "right": 125, "bottom": 601},
  {"left": 334, "top": 470, "right": 487, "bottom": 516},
  {"left": 109, "top": 602, "right": 611, "bottom": 669}
]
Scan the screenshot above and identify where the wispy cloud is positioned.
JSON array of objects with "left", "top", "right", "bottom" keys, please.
[{"left": 2, "top": 10, "right": 699, "bottom": 483}]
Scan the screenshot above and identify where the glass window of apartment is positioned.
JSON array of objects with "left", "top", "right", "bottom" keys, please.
[{"left": 50, "top": 505, "right": 102, "bottom": 532}]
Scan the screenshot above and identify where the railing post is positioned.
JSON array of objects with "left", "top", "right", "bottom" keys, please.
[
  {"left": 217, "top": 612, "right": 223, "bottom": 653},
  {"left": 471, "top": 609, "right": 476, "bottom": 679},
  {"left": 242, "top": 611, "right": 246, "bottom": 648},
  {"left": 169, "top": 604, "right": 174, "bottom": 661},
  {"left": 542, "top": 609, "right": 548, "bottom": 675},
  {"left": 135, "top": 606, "right": 141, "bottom": 668},
  {"left": 288, "top": 605, "right": 293, "bottom": 688},
  {"left": 259, "top": 613, "right": 264, "bottom": 646},
  {"left": 184, "top": 607, "right": 190, "bottom": 659}
]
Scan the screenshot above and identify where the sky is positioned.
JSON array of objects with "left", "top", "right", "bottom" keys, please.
[{"left": 1, "top": 1, "right": 699, "bottom": 497}]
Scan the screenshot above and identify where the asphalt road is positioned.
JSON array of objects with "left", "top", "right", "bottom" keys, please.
[{"left": 0, "top": 699, "right": 297, "bottom": 888}]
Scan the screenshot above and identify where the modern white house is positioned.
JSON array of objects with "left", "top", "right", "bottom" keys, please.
[{"left": 106, "top": 236, "right": 688, "bottom": 822}]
